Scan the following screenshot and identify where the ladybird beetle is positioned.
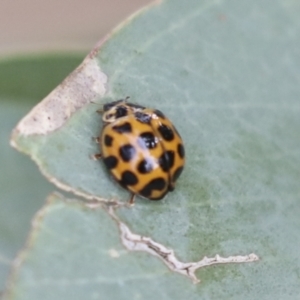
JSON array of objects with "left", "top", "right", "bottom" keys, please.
[{"left": 94, "top": 98, "right": 185, "bottom": 203}]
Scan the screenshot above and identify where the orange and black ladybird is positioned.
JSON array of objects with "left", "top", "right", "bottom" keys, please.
[{"left": 94, "top": 98, "right": 185, "bottom": 203}]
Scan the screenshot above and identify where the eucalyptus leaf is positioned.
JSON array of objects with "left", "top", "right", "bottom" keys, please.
[{"left": 9, "top": 0, "right": 300, "bottom": 299}]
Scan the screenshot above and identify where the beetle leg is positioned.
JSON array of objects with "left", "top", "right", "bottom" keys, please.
[
  {"left": 168, "top": 182, "right": 175, "bottom": 191},
  {"left": 92, "top": 136, "right": 101, "bottom": 144},
  {"left": 91, "top": 153, "right": 102, "bottom": 160},
  {"left": 96, "top": 109, "right": 103, "bottom": 114},
  {"left": 128, "top": 193, "right": 136, "bottom": 206}
]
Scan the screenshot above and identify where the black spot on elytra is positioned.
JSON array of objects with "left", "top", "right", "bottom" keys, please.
[
  {"left": 138, "top": 132, "right": 158, "bottom": 149},
  {"left": 177, "top": 143, "right": 185, "bottom": 159},
  {"left": 159, "top": 150, "right": 175, "bottom": 172},
  {"left": 158, "top": 124, "right": 174, "bottom": 141},
  {"left": 154, "top": 109, "right": 165, "bottom": 119},
  {"left": 139, "top": 178, "right": 166, "bottom": 198},
  {"left": 137, "top": 159, "right": 153, "bottom": 174},
  {"left": 119, "top": 144, "right": 136, "bottom": 162},
  {"left": 134, "top": 111, "right": 151, "bottom": 124},
  {"left": 103, "top": 156, "right": 118, "bottom": 169},
  {"left": 119, "top": 171, "right": 138, "bottom": 186},
  {"left": 104, "top": 135, "right": 113, "bottom": 147},
  {"left": 172, "top": 166, "right": 184, "bottom": 182},
  {"left": 112, "top": 122, "right": 132, "bottom": 134}
]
